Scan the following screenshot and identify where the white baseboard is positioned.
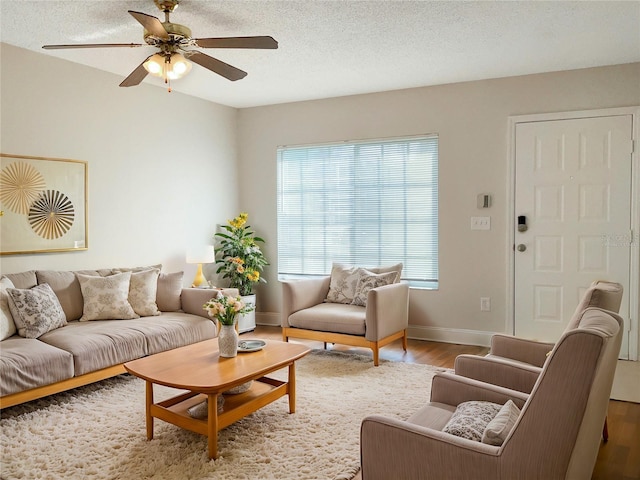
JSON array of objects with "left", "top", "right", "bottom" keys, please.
[
  {"left": 256, "top": 312, "right": 281, "bottom": 327},
  {"left": 256, "top": 313, "right": 493, "bottom": 347},
  {"left": 407, "top": 325, "right": 492, "bottom": 347}
]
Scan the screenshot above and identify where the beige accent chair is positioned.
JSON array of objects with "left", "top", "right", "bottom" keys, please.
[
  {"left": 454, "top": 280, "right": 623, "bottom": 394},
  {"left": 281, "top": 272, "right": 409, "bottom": 366},
  {"left": 360, "top": 307, "right": 623, "bottom": 480},
  {"left": 454, "top": 280, "right": 622, "bottom": 441}
]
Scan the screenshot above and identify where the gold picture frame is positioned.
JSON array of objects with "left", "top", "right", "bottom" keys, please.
[{"left": 1, "top": 153, "right": 88, "bottom": 255}]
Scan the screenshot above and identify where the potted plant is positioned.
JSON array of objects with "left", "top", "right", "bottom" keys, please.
[{"left": 214, "top": 212, "right": 268, "bottom": 332}]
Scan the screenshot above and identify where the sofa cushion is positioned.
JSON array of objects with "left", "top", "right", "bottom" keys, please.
[
  {"left": 156, "top": 271, "right": 184, "bottom": 312},
  {"left": 441, "top": 401, "right": 502, "bottom": 442},
  {"left": 39, "top": 320, "right": 149, "bottom": 376},
  {"left": 1, "top": 276, "right": 17, "bottom": 341},
  {"left": 6, "top": 283, "right": 67, "bottom": 338},
  {"left": 289, "top": 302, "right": 366, "bottom": 335},
  {"left": 125, "top": 312, "right": 216, "bottom": 355},
  {"left": 128, "top": 269, "right": 161, "bottom": 317},
  {"left": 36, "top": 270, "right": 100, "bottom": 321},
  {"left": 3, "top": 270, "right": 37, "bottom": 289},
  {"left": 351, "top": 270, "right": 399, "bottom": 307},
  {"left": 0, "top": 336, "right": 74, "bottom": 396},
  {"left": 481, "top": 400, "right": 520, "bottom": 446},
  {"left": 408, "top": 402, "right": 457, "bottom": 431},
  {"left": 77, "top": 272, "right": 139, "bottom": 321}
]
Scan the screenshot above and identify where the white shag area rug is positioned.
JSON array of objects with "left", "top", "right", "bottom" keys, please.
[{"left": 1, "top": 350, "right": 447, "bottom": 480}]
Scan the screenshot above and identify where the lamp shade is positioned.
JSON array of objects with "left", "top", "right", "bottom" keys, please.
[{"left": 186, "top": 245, "right": 215, "bottom": 264}]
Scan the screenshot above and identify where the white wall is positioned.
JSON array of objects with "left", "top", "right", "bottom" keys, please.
[
  {"left": 237, "top": 62, "right": 640, "bottom": 344},
  {"left": 0, "top": 43, "right": 239, "bottom": 285}
]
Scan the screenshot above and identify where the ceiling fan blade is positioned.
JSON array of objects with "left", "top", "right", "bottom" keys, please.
[
  {"left": 187, "top": 51, "right": 247, "bottom": 81},
  {"left": 195, "top": 36, "right": 278, "bottom": 49},
  {"left": 128, "top": 10, "right": 169, "bottom": 39},
  {"left": 43, "top": 43, "right": 143, "bottom": 50},
  {"left": 119, "top": 56, "right": 152, "bottom": 87}
]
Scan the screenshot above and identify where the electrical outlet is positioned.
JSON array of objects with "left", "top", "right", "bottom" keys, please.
[
  {"left": 471, "top": 216, "right": 491, "bottom": 230},
  {"left": 480, "top": 297, "right": 491, "bottom": 312}
]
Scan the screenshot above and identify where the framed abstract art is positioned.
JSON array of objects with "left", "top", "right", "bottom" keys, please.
[{"left": 0, "top": 153, "right": 88, "bottom": 255}]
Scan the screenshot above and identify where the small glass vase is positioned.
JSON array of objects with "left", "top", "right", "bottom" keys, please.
[{"left": 218, "top": 323, "right": 239, "bottom": 358}]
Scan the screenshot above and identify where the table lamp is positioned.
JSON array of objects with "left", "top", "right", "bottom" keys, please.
[{"left": 186, "top": 245, "right": 215, "bottom": 288}]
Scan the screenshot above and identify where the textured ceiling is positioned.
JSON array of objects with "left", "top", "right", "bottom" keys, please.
[{"left": 1, "top": 0, "right": 639, "bottom": 108}]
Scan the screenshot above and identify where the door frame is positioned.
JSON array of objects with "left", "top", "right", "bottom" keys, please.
[{"left": 506, "top": 106, "right": 640, "bottom": 360}]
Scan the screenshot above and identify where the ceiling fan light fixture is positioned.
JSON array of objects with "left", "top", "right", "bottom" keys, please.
[
  {"left": 167, "top": 53, "right": 191, "bottom": 79},
  {"left": 143, "top": 53, "right": 165, "bottom": 76},
  {"left": 143, "top": 52, "right": 191, "bottom": 80}
]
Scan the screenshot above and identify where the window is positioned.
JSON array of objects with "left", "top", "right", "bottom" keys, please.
[{"left": 277, "top": 135, "right": 438, "bottom": 288}]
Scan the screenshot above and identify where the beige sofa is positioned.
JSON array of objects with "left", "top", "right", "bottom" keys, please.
[{"left": 0, "top": 267, "right": 235, "bottom": 409}]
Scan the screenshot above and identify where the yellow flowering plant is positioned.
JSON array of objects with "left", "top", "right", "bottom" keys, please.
[
  {"left": 203, "top": 295, "right": 254, "bottom": 326},
  {"left": 214, "top": 212, "right": 268, "bottom": 296}
]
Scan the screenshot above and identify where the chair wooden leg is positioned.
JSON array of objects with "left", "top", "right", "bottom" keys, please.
[
  {"left": 372, "top": 345, "right": 380, "bottom": 366},
  {"left": 402, "top": 330, "right": 408, "bottom": 351},
  {"left": 323, "top": 342, "right": 327, "bottom": 350},
  {"left": 602, "top": 416, "right": 609, "bottom": 442}
]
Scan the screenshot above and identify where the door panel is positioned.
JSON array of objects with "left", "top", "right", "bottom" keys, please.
[{"left": 514, "top": 115, "right": 632, "bottom": 357}]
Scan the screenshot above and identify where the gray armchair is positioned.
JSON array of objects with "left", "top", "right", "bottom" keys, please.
[
  {"left": 281, "top": 268, "right": 409, "bottom": 366},
  {"left": 360, "top": 307, "right": 623, "bottom": 480}
]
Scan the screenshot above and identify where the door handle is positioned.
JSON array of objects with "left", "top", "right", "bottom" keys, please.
[{"left": 517, "top": 244, "right": 527, "bottom": 252}]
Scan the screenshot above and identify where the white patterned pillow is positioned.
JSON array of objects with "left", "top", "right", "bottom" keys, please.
[
  {"left": 351, "top": 269, "right": 399, "bottom": 307},
  {"left": 128, "top": 269, "right": 161, "bottom": 317},
  {"left": 77, "top": 272, "right": 139, "bottom": 321},
  {"left": 482, "top": 400, "right": 521, "bottom": 446},
  {"left": 1, "top": 276, "right": 18, "bottom": 340},
  {"left": 442, "top": 401, "right": 502, "bottom": 442},
  {"left": 325, "top": 264, "right": 361, "bottom": 304},
  {"left": 6, "top": 283, "right": 67, "bottom": 338}
]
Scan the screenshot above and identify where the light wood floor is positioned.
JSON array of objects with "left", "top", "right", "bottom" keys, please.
[{"left": 250, "top": 325, "right": 640, "bottom": 480}]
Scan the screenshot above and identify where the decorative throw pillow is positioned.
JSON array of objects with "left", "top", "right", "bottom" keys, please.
[
  {"left": 6, "top": 283, "right": 67, "bottom": 338},
  {"left": 103, "top": 264, "right": 163, "bottom": 275},
  {"left": 325, "top": 264, "right": 361, "bottom": 304},
  {"left": 76, "top": 272, "right": 139, "bottom": 321},
  {"left": 442, "top": 401, "right": 502, "bottom": 442},
  {"left": 351, "top": 269, "right": 399, "bottom": 307},
  {"left": 156, "top": 271, "right": 184, "bottom": 312},
  {"left": 367, "top": 263, "right": 403, "bottom": 283},
  {"left": 35, "top": 270, "right": 101, "bottom": 322},
  {"left": 1, "top": 276, "right": 17, "bottom": 340},
  {"left": 481, "top": 400, "right": 521, "bottom": 446},
  {"left": 128, "top": 268, "right": 161, "bottom": 316}
]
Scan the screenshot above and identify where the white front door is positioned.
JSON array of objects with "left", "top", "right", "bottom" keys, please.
[{"left": 514, "top": 114, "right": 634, "bottom": 358}]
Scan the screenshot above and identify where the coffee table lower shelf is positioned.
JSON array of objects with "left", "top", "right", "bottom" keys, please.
[{"left": 146, "top": 377, "right": 288, "bottom": 459}]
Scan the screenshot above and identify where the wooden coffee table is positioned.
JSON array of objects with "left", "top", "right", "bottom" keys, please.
[{"left": 124, "top": 339, "right": 310, "bottom": 459}]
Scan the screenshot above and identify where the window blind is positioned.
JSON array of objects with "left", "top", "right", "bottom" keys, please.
[{"left": 277, "top": 135, "right": 438, "bottom": 288}]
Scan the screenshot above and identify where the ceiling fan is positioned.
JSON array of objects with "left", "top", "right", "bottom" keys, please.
[{"left": 42, "top": 0, "right": 278, "bottom": 90}]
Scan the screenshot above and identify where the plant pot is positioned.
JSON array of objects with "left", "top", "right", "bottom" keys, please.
[
  {"left": 218, "top": 323, "right": 239, "bottom": 357},
  {"left": 238, "top": 294, "right": 257, "bottom": 333}
]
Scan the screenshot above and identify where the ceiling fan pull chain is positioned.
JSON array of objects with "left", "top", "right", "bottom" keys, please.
[{"left": 163, "top": 55, "right": 172, "bottom": 92}]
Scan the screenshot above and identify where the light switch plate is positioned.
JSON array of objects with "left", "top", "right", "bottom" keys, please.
[{"left": 471, "top": 216, "right": 491, "bottom": 230}]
